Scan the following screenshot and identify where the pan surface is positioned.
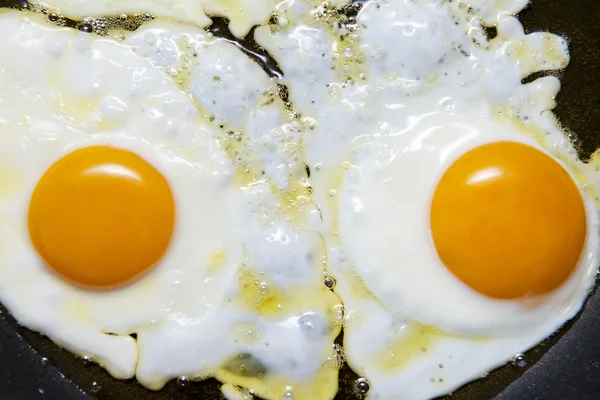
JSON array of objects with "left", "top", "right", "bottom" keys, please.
[{"left": 0, "top": 0, "right": 599, "bottom": 399}]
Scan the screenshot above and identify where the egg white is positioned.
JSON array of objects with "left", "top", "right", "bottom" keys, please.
[
  {"left": 122, "top": 20, "right": 308, "bottom": 191},
  {"left": 30, "top": 0, "right": 264, "bottom": 38},
  {"left": 0, "top": 9, "right": 241, "bottom": 379},
  {"left": 29, "top": 0, "right": 350, "bottom": 38}
]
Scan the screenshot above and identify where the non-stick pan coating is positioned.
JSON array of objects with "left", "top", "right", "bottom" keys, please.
[{"left": 1, "top": 0, "right": 599, "bottom": 399}]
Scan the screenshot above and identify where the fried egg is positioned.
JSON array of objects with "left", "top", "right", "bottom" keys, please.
[
  {"left": 0, "top": 8, "right": 238, "bottom": 378},
  {"left": 334, "top": 112, "right": 598, "bottom": 399},
  {"left": 0, "top": 9, "right": 342, "bottom": 399},
  {"left": 255, "top": 0, "right": 600, "bottom": 398}
]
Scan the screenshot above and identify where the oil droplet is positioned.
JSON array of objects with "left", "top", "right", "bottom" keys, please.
[
  {"left": 40, "top": 357, "right": 48, "bottom": 366},
  {"left": 79, "top": 23, "right": 93, "bottom": 33},
  {"left": 512, "top": 354, "right": 527, "bottom": 368},
  {"left": 259, "top": 283, "right": 270, "bottom": 294},
  {"left": 355, "top": 378, "right": 370, "bottom": 395},
  {"left": 323, "top": 276, "right": 336, "bottom": 289},
  {"left": 82, "top": 356, "right": 91, "bottom": 366},
  {"left": 91, "top": 382, "right": 101, "bottom": 393},
  {"left": 333, "top": 305, "right": 345, "bottom": 321},
  {"left": 177, "top": 376, "right": 190, "bottom": 389}
]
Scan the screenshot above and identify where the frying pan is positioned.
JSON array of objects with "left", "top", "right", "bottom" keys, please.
[{"left": 1, "top": 0, "right": 600, "bottom": 399}]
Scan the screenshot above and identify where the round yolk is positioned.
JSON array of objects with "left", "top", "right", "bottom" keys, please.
[
  {"left": 28, "top": 146, "right": 175, "bottom": 289},
  {"left": 431, "top": 141, "right": 586, "bottom": 299}
]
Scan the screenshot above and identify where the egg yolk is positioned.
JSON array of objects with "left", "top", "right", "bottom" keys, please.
[
  {"left": 28, "top": 146, "right": 175, "bottom": 289},
  {"left": 431, "top": 141, "right": 586, "bottom": 299}
]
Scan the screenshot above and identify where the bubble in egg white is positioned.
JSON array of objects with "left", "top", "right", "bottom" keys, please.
[{"left": 282, "top": 388, "right": 295, "bottom": 400}]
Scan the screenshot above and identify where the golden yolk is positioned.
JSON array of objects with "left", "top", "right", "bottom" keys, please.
[
  {"left": 431, "top": 141, "right": 586, "bottom": 299},
  {"left": 28, "top": 146, "right": 175, "bottom": 289}
]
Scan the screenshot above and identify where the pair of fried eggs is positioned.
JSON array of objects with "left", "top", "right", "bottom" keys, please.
[{"left": 0, "top": 1, "right": 598, "bottom": 400}]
